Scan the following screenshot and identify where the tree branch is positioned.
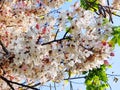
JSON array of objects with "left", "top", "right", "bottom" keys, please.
[
  {"left": 0, "top": 76, "right": 39, "bottom": 90},
  {"left": 41, "top": 36, "right": 72, "bottom": 45},
  {"left": 31, "top": 82, "right": 41, "bottom": 87},
  {"left": 38, "top": 8, "right": 61, "bottom": 17},
  {"left": 84, "top": 0, "right": 120, "bottom": 23},
  {"left": 0, "top": 76, "right": 15, "bottom": 90},
  {"left": 64, "top": 76, "right": 86, "bottom": 80}
]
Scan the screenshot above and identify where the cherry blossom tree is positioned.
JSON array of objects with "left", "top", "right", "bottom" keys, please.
[{"left": 0, "top": 0, "right": 120, "bottom": 90}]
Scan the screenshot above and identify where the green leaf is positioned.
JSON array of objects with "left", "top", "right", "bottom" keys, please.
[
  {"left": 64, "top": 80, "right": 69, "bottom": 85},
  {"left": 82, "top": 71, "right": 88, "bottom": 74},
  {"left": 100, "top": 72, "right": 108, "bottom": 82},
  {"left": 112, "top": 26, "right": 120, "bottom": 35},
  {"left": 85, "top": 65, "right": 109, "bottom": 90},
  {"left": 102, "top": 18, "right": 109, "bottom": 25},
  {"left": 80, "top": 0, "right": 88, "bottom": 10},
  {"left": 68, "top": 16, "right": 73, "bottom": 21},
  {"left": 85, "top": 80, "right": 92, "bottom": 85},
  {"left": 66, "top": 0, "right": 72, "bottom": 2},
  {"left": 65, "top": 27, "right": 70, "bottom": 32},
  {"left": 113, "top": 26, "right": 120, "bottom": 32},
  {"left": 117, "top": 35, "right": 120, "bottom": 46},
  {"left": 65, "top": 27, "right": 72, "bottom": 34},
  {"left": 68, "top": 70, "right": 71, "bottom": 78},
  {"left": 86, "top": 85, "right": 94, "bottom": 90},
  {"left": 109, "top": 37, "right": 117, "bottom": 47},
  {"left": 80, "top": 0, "right": 99, "bottom": 11},
  {"left": 107, "top": 65, "right": 112, "bottom": 68},
  {"left": 39, "top": 15, "right": 44, "bottom": 19}
]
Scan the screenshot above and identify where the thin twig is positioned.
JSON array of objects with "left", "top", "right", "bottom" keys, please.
[
  {"left": 84, "top": 0, "right": 119, "bottom": 23},
  {"left": 31, "top": 82, "right": 41, "bottom": 87},
  {"left": 107, "top": 82, "right": 112, "bottom": 90},
  {"left": 54, "top": 82, "right": 56, "bottom": 90},
  {"left": 99, "top": 4, "right": 106, "bottom": 18},
  {"left": 107, "top": 0, "right": 110, "bottom": 6},
  {"left": 50, "top": 84, "right": 51, "bottom": 90},
  {"left": 38, "top": 8, "right": 61, "bottom": 17},
  {"left": 54, "top": 29, "right": 59, "bottom": 40},
  {"left": 107, "top": 74, "right": 120, "bottom": 77},
  {"left": 63, "top": 28, "right": 71, "bottom": 38},
  {"left": 69, "top": 81, "right": 84, "bottom": 84},
  {"left": 41, "top": 36, "right": 71, "bottom": 45},
  {"left": 64, "top": 76, "right": 86, "bottom": 80},
  {"left": 103, "top": 6, "right": 120, "bottom": 11},
  {"left": 0, "top": 40, "right": 9, "bottom": 55},
  {"left": 70, "top": 81, "right": 73, "bottom": 90},
  {"left": 105, "top": 6, "right": 113, "bottom": 23},
  {"left": 112, "top": 12, "right": 120, "bottom": 17}
]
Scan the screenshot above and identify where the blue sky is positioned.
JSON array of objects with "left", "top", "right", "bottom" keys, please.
[{"left": 106, "top": 9, "right": 120, "bottom": 90}]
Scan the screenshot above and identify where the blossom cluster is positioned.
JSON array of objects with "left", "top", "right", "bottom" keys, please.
[{"left": 0, "top": 0, "right": 115, "bottom": 89}]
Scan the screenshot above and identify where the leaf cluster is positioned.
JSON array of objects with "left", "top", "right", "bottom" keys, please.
[
  {"left": 84, "top": 65, "right": 109, "bottom": 90},
  {"left": 110, "top": 26, "right": 120, "bottom": 47},
  {"left": 80, "top": 0, "right": 99, "bottom": 11}
]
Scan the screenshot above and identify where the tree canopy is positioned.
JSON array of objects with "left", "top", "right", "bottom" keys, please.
[{"left": 0, "top": 0, "right": 120, "bottom": 90}]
